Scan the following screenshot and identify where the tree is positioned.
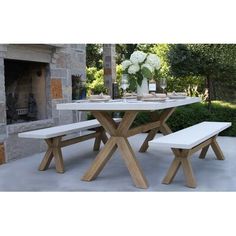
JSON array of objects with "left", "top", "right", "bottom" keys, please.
[
  {"left": 87, "top": 44, "right": 138, "bottom": 68},
  {"left": 115, "top": 44, "right": 138, "bottom": 64},
  {"left": 86, "top": 44, "right": 103, "bottom": 69},
  {"left": 168, "top": 44, "right": 236, "bottom": 110}
]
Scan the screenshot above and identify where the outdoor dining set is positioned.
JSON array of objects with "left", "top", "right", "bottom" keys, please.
[{"left": 18, "top": 94, "right": 231, "bottom": 189}]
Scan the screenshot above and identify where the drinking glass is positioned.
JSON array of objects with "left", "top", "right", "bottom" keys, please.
[
  {"left": 121, "top": 74, "right": 128, "bottom": 102},
  {"left": 160, "top": 78, "right": 167, "bottom": 94}
]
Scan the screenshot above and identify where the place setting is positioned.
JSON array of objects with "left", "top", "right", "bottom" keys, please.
[
  {"left": 88, "top": 93, "right": 111, "bottom": 102},
  {"left": 140, "top": 93, "right": 167, "bottom": 102}
]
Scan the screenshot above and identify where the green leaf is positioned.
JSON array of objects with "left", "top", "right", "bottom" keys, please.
[
  {"left": 141, "top": 66, "right": 153, "bottom": 79},
  {"left": 137, "top": 73, "right": 143, "bottom": 86}
]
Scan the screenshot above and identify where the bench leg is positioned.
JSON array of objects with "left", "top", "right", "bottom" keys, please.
[
  {"left": 93, "top": 134, "right": 102, "bottom": 151},
  {"left": 52, "top": 137, "right": 64, "bottom": 173},
  {"left": 199, "top": 145, "right": 210, "bottom": 159},
  {"left": 39, "top": 137, "right": 64, "bottom": 173},
  {"left": 101, "top": 131, "right": 108, "bottom": 144},
  {"left": 211, "top": 137, "right": 224, "bottom": 160},
  {"left": 163, "top": 150, "right": 197, "bottom": 188},
  {"left": 93, "top": 128, "right": 108, "bottom": 151},
  {"left": 181, "top": 158, "right": 197, "bottom": 188},
  {"left": 39, "top": 147, "right": 53, "bottom": 171},
  {"left": 162, "top": 157, "right": 181, "bottom": 184},
  {"left": 39, "top": 139, "right": 54, "bottom": 171}
]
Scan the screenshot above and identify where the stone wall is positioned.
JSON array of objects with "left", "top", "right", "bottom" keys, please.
[
  {"left": 50, "top": 44, "right": 86, "bottom": 125},
  {"left": 0, "top": 45, "right": 7, "bottom": 160},
  {"left": 0, "top": 44, "right": 86, "bottom": 161}
]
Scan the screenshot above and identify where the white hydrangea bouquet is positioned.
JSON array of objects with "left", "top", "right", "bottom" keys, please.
[{"left": 121, "top": 50, "right": 161, "bottom": 86}]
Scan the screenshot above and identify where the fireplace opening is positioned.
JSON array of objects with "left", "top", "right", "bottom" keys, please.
[{"left": 4, "top": 59, "right": 48, "bottom": 124}]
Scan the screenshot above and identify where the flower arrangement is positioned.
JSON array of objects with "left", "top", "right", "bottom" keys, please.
[{"left": 121, "top": 50, "right": 161, "bottom": 86}]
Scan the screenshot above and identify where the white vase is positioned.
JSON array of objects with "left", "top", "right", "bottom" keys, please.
[{"left": 137, "top": 77, "right": 149, "bottom": 99}]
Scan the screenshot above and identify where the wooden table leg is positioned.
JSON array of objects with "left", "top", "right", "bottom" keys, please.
[
  {"left": 139, "top": 128, "right": 159, "bottom": 153},
  {"left": 101, "top": 129, "right": 108, "bottom": 144},
  {"left": 140, "top": 108, "right": 176, "bottom": 153},
  {"left": 117, "top": 137, "right": 148, "bottom": 189},
  {"left": 82, "top": 137, "right": 117, "bottom": 181},
  {"left": 159, "top": 118, "right": 181, "bottom": 157},
  {"left": 139, "top": 112, "right": 159, "bottom": 153},
  {"left": 82, "top": 111, "right": 149, "bottom": 189}
]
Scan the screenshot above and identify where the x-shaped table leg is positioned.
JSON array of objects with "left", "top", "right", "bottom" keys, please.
[
  {"left": 82, "top": 111, "right": 148, "bottom": 189},
  {"left": 139, "top": 108, "right": 176, "bottom": 153}
]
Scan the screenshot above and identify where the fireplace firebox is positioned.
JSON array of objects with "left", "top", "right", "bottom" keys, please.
[{"left": 4, "top": 59, "right": 48, "bottom": 124}]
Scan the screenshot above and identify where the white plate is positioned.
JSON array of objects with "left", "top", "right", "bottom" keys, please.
[
  {"left": 168, "top": 95, "right": 187, "bottom": 99},
  {"left": 122, "top": 96, "right": 137, "bottom": 99},
  {"left": 141, "top": 97, "right": 167, "bottom": 102},
  {"left": 89, "top": 98, "right": 111, "bottom": 102}
]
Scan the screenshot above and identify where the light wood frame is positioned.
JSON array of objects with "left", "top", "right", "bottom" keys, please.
[
  {"left": 162, "top": 135, "right": 225, "bottom": 188},
  {"left": 82, "top": 108, "right": 176, "bottom": 189},
  {"left": 0, "top": 144, "right": 6, "bottom": 165},
  {"left": 39, "top": 127, "right": 108, "bottom": 173}
]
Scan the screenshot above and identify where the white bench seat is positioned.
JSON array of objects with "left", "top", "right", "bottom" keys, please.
[
  {"left": 149, "top": 122, "right": 231, "bottom": 149},
  {"left": 18, "top": 119, "right": 113, "bottom": 139},
  {"left": 149, "top": 121, "right": 231, "bottom": 188},
  {"left": 18, "top": 118, "right": 121, "bottom": 173}
]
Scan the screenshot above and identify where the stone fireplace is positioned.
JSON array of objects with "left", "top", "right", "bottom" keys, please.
[{"left": 0, "top": 44, "right": 86, "bottom": 161}]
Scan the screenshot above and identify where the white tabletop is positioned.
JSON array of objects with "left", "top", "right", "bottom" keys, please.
[{"left": 57, "top": 97, "right": 201, "bottom": 111}]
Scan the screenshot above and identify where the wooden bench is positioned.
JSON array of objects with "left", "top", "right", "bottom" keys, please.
[
  {"left": 149, "top": 121, "right": 231, "bottom": 188},
  {"left": 18, "top": 118, "right": 121, "bottom": 173}
]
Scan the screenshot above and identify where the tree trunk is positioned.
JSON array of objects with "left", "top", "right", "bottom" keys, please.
[
  {"left": 206, "top": 75, "right": 212, "bottom": 112},
  {"left": 212, "top": 79, "right": 216, "bottom": 100}
]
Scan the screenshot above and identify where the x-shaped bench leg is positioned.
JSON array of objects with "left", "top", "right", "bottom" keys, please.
[
  {"left": 162, "top": 136, "right": 225, "bottom": 188},
  {"left": 162, "top": 150, "right": 197, "bottom": 188},
  {"left": 199, "top": 136, "right": 224, "bottom": 160},
  {"left": 39, "top": 136, "right": 64, "bottom": 173},
  {"left": 93, "top": 127, "right": 108, "bottom": 151}
]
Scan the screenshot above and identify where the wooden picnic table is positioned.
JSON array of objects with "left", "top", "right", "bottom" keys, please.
[{"left": 57, "top": 97, "right": 200, "bottom": 189}]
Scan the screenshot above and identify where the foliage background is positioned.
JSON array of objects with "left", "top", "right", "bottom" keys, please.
[{"left": 85, "top": 44, "right": 236, "bottom": 136}]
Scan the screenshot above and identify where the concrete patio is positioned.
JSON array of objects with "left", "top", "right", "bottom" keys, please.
[{"left": 0, "top": 134, "right": 235, "bottom": 191}]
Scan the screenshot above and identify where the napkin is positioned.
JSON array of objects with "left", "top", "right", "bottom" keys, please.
[
  {"left": 142, "top": 93, "right": 167, "bottom": 99},
  {"left": 125, "top": 93, "right": 137, "bottom": 97},
  {"left": 123, "top": 92, "right": 137, "bottom": 97},
  {"left": 154, "top": 93, "right": 167, "bottom": 98},
  {"left": 141, "top": 93, "right": 155, "bottom": 99}
]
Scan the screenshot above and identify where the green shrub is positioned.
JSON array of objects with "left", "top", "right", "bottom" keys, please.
[
  {"left": 87, "top": 100, "right": 235, "bottom": 136},
  {"left": 86, "top": 67, "right": 106, "bottom": 95},
  {"left": 86, "top": 65, "right": 126, "bottom": 96}
]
